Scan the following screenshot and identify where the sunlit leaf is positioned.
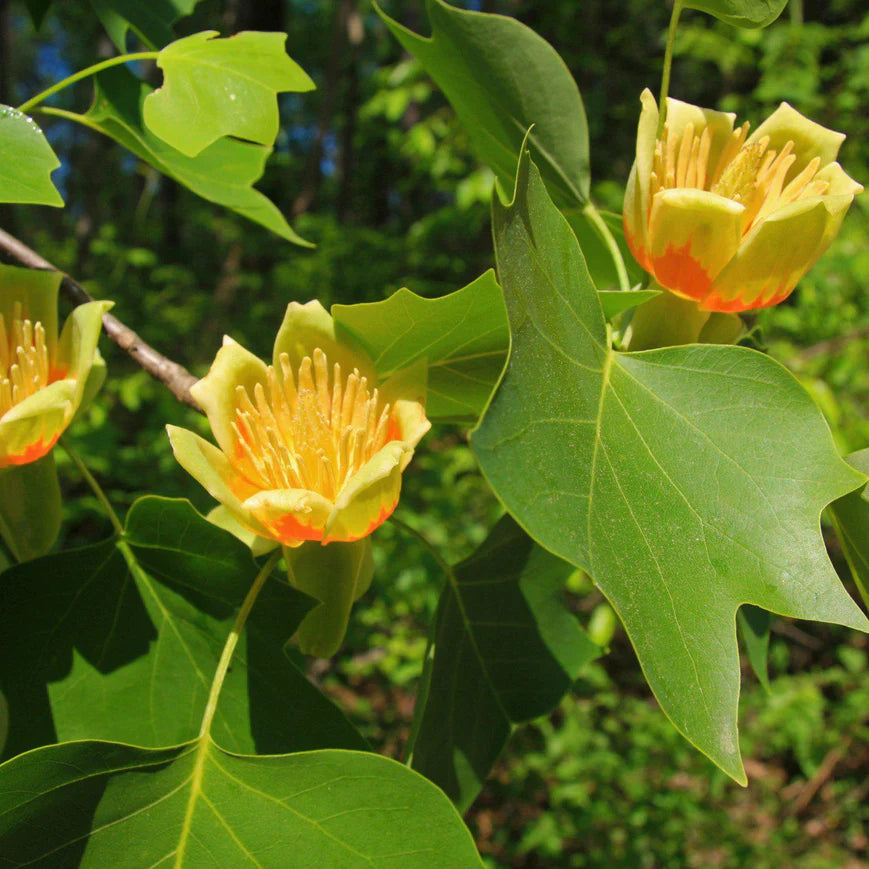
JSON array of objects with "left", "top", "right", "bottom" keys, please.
[
  {"left": 144, "top": 31, "right": 314, "bottom": 157},
  {"left": 0, "top": 740, "right": 482, "bottom": 866},
  {"left": 684, "top": 0, "right": 789, "bottom": 28},
  {"left": 375, "top": 0, "right": 589, "bottom": 206},
  {"left": 0, "top": 497, "right": 364, "bottom": 761},
  {"left": 88, "top": 0, "right": 204, "bottom": 51},
  {"left": 408, "top": 514, "right": 599, "bottom": 810},
  {"left": 472, "top": 149, "right": 869, "bottom": 783},
  {"left": 830, "top": 449, "right": 869, "bottom": 607},
  {"left": 51, "top": 67, "right": 310, "bottom": 245},
  {"left": 333, "top": 271, "right": 509, "bottom": 422},
  {"left": 0, "top": 106, "right": 63, "bottom": 206}
]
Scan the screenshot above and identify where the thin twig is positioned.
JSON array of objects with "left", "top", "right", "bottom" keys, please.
[{"left": 0, "top": 227, "right": 202, "bottom": 411}]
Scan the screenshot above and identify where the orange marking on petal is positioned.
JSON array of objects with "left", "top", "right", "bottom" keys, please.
[
  {"left": 2, "top": 435, "right": 58, "bottom": 467},
  {"left": 650, "top": 241, "right": 713, "bottom": 304},
  {"left": 268, "top": 512, "right": 326, "bottom": 546},
  {"left": 623, "top": 219, "right": 653, "bottom": 273}
]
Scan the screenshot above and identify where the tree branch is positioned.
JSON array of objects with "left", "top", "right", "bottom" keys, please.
[{"left": 0, "top": 227, "right": 202, "bottom": 412}]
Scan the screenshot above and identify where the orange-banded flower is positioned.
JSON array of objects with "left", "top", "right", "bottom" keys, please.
[
  {"left": 0, "top": 265, "right": 109, "bottom": 468},
  {"left": 623, "top": 90, "right": 862, "bottom": 312},
  {"left": 167, "top": 301, "right": 430, "bottom": 548}
]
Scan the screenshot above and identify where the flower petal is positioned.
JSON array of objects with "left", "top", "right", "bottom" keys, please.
[
  {"left": 379, "top": 358, "right": 431, "bottom": 449},
  {"left": 664, "top": 96, "right": 736, "bottom": 174},
  {"left": 747, "top": 103, "right": 845, "bottom": 181},
  {"left": 623, "top": 89, "right": 660, "bottom": 266},
  {"left": 0, "top": 265, "right": 61, "bottom": 360},
  {"left": 0, "top": 380, "right": 76, "bottom": 466},
  {"left": 206, "top": 504, "right": 279, "bottom": 556},
  {"left": 56, "top": 300, "right": 112, "bottom": 409},
  {"left": 166, "top": 424, "right": 265, "bottom": 536},
  {"left": 272, "top": 300, "right": 376, "bottom": 381},
  {"left": 647, "top": 188, "right": 744, "bottom": 302},
  {"left": 190, "top": 337, "right": 269, "bottom": 471},
  {"left": 704, "top": 197, "right": 843, "bottom": 311},
  {"left": 324, "top": 441, "right": 411, "bottom": 543},
  {"left": 242, "top": 487, "right": 334, "bottom": 546}
]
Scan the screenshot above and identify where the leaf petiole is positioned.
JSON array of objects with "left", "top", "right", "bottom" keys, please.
[
  {"left": 60, "top": 438, "right": 124, "bottom": 537},
  {"left": 582, "top": 201, "right": 631, "bottom": 292},
  {"left": 658, "top": 0, "right": 684, "bottom": 135},
  {"left": 17, "top": 52, "right": 159, "bottom": 115}
]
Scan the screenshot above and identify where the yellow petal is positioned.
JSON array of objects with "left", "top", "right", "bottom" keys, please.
[
  {"left": 0, "top": 380, "right": 75, "bottom": 466},
  {"left": 324, "top": 441, "right": 410, "bottom": 543},
  {"left": 664, "top": 96, "right": 736, "bottom": 175},
  {"left": 56, "top": 300, "right": 112, "bottom": 414},
  {"left": 190, "top": 337, "right": 269, "bottom": 468},
  {"left": 166, "top": 424, "right": 265, "bottom": 536},
  {"left": 747, "top": 102, "right": 845, "bottom": 180},
  {"left": 379, "top": 357, "right": 431, "bottom": 449},
  {"left": 704, "top": 197, "right": 839, "bottom": 311},
  {"left": 206, "top": 505, "right": 280, "bottom": 556},
  {"left": 624, "top": 89, "right": 660, "bottom": 266},
  {"left": 242, "top": 487, "right": 334, "bottom": 546},
  {"left": 272, "top": 300, "right": 376, "bottom": 382},
  {"left": 647, "top": 189, "right": 744, "bottom": 303},
  {"left": 0, "top": 265, "right": 61, "bottom": 360}
]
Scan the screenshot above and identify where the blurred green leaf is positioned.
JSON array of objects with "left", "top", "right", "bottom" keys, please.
[
  {"left": 0, "top": 742, "right": 481, "bottom": 866},
  {"left": 408, "top": 514, "right": 599, "bottom": 811},
  {"left": 375, "top": 0, "right": 589, "bottom": 206},
  {"left": 830, "top": 448, "right": 869, "bottom": 607},
  {"left": 53, "top": 67, "right": 310, "bottom": 245},
  {"left": 737, "top": 605, "right": 771, "bottom": 692},
  {"left": 472, "top": 149, "right": 868, "bottom": 783},
  {"left": 88, "top": 0, "right": 204, "bottom": 51},
  {"left": 144, "top": 31, "right": 314, "bottom": 157},
  {"left": 684, "top": 0, "right": 789, "bottom": 29},
  {"left": 0, "top": 496, "right": 365, "bottom": 760},
  {"left": 564, "top": 209, "right": 645, "bottom": 291},
  {"left": 0, "top": 106, "right": 63, "bottom": 206},
  {"left": 23, "top": 0, "right": 52, "bottom": 29},
  {"left": 333, "top": 271, "right": 508, "bottom": 423}
]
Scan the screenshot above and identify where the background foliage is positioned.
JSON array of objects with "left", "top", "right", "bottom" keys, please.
[{"left": 0, "top": 0, "right": 866, "bottom": 865}]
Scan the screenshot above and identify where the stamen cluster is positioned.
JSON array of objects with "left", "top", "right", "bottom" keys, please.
[
  {"left": 0, "top": 302, "right": 52, "bottom": 418},
  {"left": 651, "top": 121, "right": 829, "bottom": 235},
  {"left": 232, "top": 347, "right": 394, "bottom": 500}
]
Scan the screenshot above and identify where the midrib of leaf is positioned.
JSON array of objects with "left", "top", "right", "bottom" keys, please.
[{"left": 173, "top": 549, "right": 280, "bottom": 867}]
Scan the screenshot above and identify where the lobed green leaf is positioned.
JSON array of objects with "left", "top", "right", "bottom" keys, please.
[
  {"left": 472, "top": 149, "right": 868, "bottom": 783},
  {"left": 0, "top": 106, "right": 63, "bottom": 206},
  {"left": 683, "top": 0, "right": 789, "bottom": 29}
]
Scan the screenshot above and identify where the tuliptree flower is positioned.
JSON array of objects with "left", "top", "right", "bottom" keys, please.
[
  {"left": 623, "top": 90, "right": 862, "bottom": 312},
  {"left": 168, "top": 301, "right": 430, "bottom": 549},
  {"left": 0, "top": 266, "right": 108, "bottom": 468},
  {"left": 0, "top": 264, "right": 108, "bottom": 561}
]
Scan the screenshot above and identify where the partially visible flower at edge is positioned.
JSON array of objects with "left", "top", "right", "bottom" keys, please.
[
  {"left": 167, "top": 300, "right": 431, "bottom": 549},
  {"left": 623, "top": 89, "right": 862, "bottom": 313},
  {"left": 0, "top": 264, "right": 109, "bottom": 468}
]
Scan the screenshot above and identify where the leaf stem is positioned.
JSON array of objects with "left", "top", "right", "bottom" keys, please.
[
  {"left": 60, "top": 438, "right": 125, "bottom": 537},
  {"left": 17, "top": 51, "right": 159, "bottom": 114},
  {"left": 582, "top": 202, "right": 631, "bottom": 291},
  {"left": 658, "top": 0, "right": 684, "bottom": 135},
  {"left": 198, "top": 550, "right": 282, "bottom": 737}
]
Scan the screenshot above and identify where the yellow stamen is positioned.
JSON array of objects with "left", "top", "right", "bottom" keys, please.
[
  {"left": 651, "top": 117, "right": 829, "bottom": 236},
  {"left": 232, "top": 350, "right": 394, "bottom": 501},
  {"left": 0, "top": 303, "right": 55, "bottom": 418}
]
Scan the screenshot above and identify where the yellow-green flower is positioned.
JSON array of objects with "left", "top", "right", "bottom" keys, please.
[
  {"left": 168, "top": 300, "right": 430, "bottom": 549},
  {"left": 623, "top": 90, "right": 862, "bottom": 312},
  {"left": 0, "top": 265, "right": 108, "bottom": 468}
]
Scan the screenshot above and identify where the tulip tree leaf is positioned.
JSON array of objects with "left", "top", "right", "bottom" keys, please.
[
  {"left": 0, "top": 742, "right": 482, "bottom": 867},
  {"left": 683, "top": 0, "right": 789, "bottom": 28},
  {"left": 0, "top": 106, "right": 63, "bottom": 206},
  {"left": 144, "top": 31, "right": 315, "bottom": 157},
  {"left": 408, "top": 514, "right": 599, "bottom": 811},
  {"left": 0, "top": 496, "right": 365, "bottom": 761},
  {"left": 333, "top": 271, "right": 509, "bottom": 422},
  {"left": 737, "top": 605, "right": 771, "bottom": 692},
  {"left": 88, "top": 0, "right": 204, "bottom": 51},
  {"left": 830, "top": 449, "right": 869, "bottom": 607},
  {"left": 375, "top": 0, "right": 589, "bottom": 206},
  {"left": 472, "top": 149, "right": 869, "bottom": 784},
  {"left": 565, "top": 209, "right": 645, "bottom": 291},
  {"left": 54, "top": 66, "right": 310, "bottom": 245}
]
